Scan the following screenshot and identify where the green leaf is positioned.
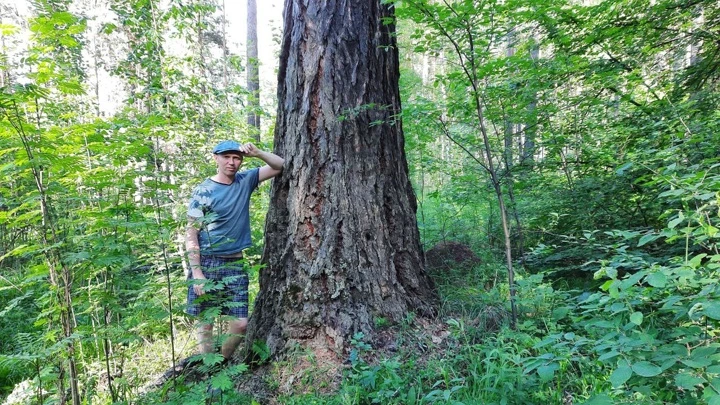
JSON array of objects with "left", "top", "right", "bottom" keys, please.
[
  {"left": 632, "top": 361, "right": 662, "bottom": 377},
  {"left": 609, "top": 365, "right": 632, "bottom": 387},
  {"left": 660, "top": 189, "right": 684, "bottom": 198},
  {"left": 552, "top": 307, "right": 569, "bottom": 320},
  {"left": 630, "top": 311, "right": 643, "bottom": 326},
  {"left": 581, "top": 394, "right": 613, "bottom": 405},
  {"left": 407, "top": 386, "right": 417, "bottom": 405},
  {"left": 645, "top": 272, "right": 667, "bottom": 288},
  {"left": 537, "top": 363, "right": 558, "bottom": 382},
  {"left": 202, "top": 353, "right": 225, "bottom": 366},
  {"left": 704, "top": 303, "right": 720, "bottom": 320},
  {"left": 675, "top": 372, "right": 705, "bottom": 390},
  {"left": 706, "top": 383, "right": 720, "bottom": 405},
  {"left": 707, "top": 365, "right": 720, "bottom": 374},
  {"left": 251, "top": 340, "right": 271, "bottom": 362},
  {"left": 227, "top": 363, "right": 248, "bottom": 376},
  {"left": 605, "top": 266, "right": 618, "bottom": 280},
  {"left": 621, "top": 271, "right": 645, "bottom": 290},
  {"left": 668, "top": 216, "right": 684, "bottom": 229},
  {"left": 101, "top": 23, "right": 117, "bottom": 34},
  {"left": 660, "top": 357, "right": 680, "bottom": 371},
  {"left": 58, "top": 80, "right": 85, "bottom": 95},
  {"left": 210, "top": 372, "right": 233, "bottom": 391},
  {"left": 681, "top": 358, "right": 712, "bottom": 368},
  {"left": 599, "top": 351, "right": 620, "bottom": 362},
  {"left": 638, "top": 233, "right": 659, "bottom": 247},
  {"left": 599, "top": 279, "right": 614, "bottom": 291},
  {"left": 0, "top": 23, "right": 19, "bottom": 35},
  {"left": 689, "top": 253, "right": 707, "bottom": 268},
  {"left": 707, "top": 226, "right": 719, "bottom": 238},
  {"left": 616, "top": 162, "right": 633, "bottom": 175}
]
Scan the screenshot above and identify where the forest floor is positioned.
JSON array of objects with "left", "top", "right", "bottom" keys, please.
[
  {"left": 142, "top": 317, "right": 457, "bottom": 404},
  {"left": 135, "top": 242, "right": 498, "bottom": 405}
]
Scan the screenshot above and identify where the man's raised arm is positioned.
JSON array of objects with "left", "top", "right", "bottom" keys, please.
[{"left": 237, "top": 142, "right": 284, "bottom": 182}]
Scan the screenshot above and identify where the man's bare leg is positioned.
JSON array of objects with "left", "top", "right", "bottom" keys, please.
[
  {"left": 197, "top": 321, "right": 215, "bottom": 354},
  {"left": 221, "top": 318, "right": 247, "bottom": 360}
]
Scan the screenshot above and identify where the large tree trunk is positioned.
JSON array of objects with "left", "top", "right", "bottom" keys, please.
[{"left": 246, "top": 0, "right": 437, "bottom": 360}]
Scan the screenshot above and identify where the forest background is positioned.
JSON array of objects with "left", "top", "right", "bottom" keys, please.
[{"left": 0, "top": 0, "right": 719, "bottom": 404}]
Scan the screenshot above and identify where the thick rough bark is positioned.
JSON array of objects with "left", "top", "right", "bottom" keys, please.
[{"left": 246, "top": 0, "right": 437, "bottom": 359}]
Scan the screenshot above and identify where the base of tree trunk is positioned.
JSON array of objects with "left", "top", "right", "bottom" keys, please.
[{"left": 239, "top": 316, "right": 451, "bottom": 400}]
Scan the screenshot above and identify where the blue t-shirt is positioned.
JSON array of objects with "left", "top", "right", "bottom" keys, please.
[{"left": 187, "top": 168, "right": 260, "bottom": 256}]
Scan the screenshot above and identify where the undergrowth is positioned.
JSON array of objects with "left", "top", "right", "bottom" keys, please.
[
  {"left": 269, "top": 258, "right": 594, "bottom": 405},
  {"left": 8, "top": 239, "right": 718, "bottom": 404},
  {"left": 275, "top": 238, "right": 720, "bottom": 405}
]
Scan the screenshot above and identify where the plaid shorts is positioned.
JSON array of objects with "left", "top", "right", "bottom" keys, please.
[{"left": 186, "top": 256, "right": 249, "bottom": 319}]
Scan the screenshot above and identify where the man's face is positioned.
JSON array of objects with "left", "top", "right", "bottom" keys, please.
[{"left": 214, "top": 152, "right": 244, "bottom": 175}]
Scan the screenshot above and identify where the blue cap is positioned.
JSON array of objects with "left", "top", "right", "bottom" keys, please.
[{"left": 212, "top": 140, "right": 243, "bottom": 154}]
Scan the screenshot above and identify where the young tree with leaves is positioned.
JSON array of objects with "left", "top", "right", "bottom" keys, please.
[{"left": 399, "top": 0, "right": 535, "bottom": 326}]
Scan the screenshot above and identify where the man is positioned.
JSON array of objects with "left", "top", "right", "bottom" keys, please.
[{"left": 185, "top": 140, "right": 284, "bottom": 365}]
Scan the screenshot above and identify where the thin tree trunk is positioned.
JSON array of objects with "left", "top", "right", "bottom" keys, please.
[
  {"left": 504, "top": 26, "right": 516, "bottom": 172},
  {"left": 503, "top": 28, "right": 524, "bottom": 258},
  {"left": 246, "top": 0, "right": 261, "bottom": 140},
  {"left": 503, "top": 27, "right": 524, "bottom": 259},
  {"left": 8, "top": 103, "right": 81, "bottom": 405},
  {"left": 523, "top": 38, "right": 539, "bottom": 167},
  {"left": 92, "top": 32, "right": 101, "bottom": 116},
  {"left": 411, "top": 0, "right": 518, "bottom": 327},
  {"left": 221, "top": 0, "right": 229, "bottom": 90}
]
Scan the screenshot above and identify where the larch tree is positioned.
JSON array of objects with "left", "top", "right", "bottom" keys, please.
[{"left": 245, "top": 0, "right": 438, "bottom": 362}]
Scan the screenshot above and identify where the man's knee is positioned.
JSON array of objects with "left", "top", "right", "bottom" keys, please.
[
  {"left": 197, "top": 321, "right": 213, "bottom": 333},
  {"left": 229, "top": 318, "right": 248, "bottom": 334}
]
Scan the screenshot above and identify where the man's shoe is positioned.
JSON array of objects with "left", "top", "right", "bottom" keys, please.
[
  {"left": 159, "top": 355, "right": 203, "bottom": 382},
  {"left": 178, "top": 355, "right": 204, "bottom": 370},
  {"left": 207, "top": 384, "right": 222, "bottom": 400}
]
